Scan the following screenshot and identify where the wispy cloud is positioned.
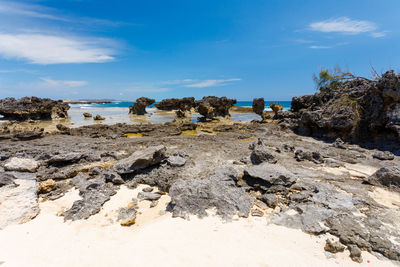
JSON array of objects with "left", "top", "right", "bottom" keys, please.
[
  {"left": 0, "top": 33, "right": 115, "bottom": 64},
  {"left": 125, "top": 87, "right": 170, "bottom": 93},
  {"left": 40, "top": 78, "right": 88, "bottom": 88},
  {"left": 185, "top": 78, "right": 242, "bottom": 88},
  {"left": 309, "top": 45, "right": 332, "bottom": 49},
  {"left": 310, "top": 17, "right": 377, "bottom": 34}
]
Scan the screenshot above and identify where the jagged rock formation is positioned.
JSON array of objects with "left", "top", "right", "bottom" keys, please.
[
  {"left": 196, "top": 96, "right": 237, "bottom": 120},
  {"left": 282, "top": 70, "right": 400, "bottom": 143},
  {"left": 129, "top": 97, "right": 155, "bottom": 115},
  {"left": 0, "top": 97, "right": 69, "bottom": 121},
  {"left": 155, "top": 97, "right": 196, "bottom": 111}
]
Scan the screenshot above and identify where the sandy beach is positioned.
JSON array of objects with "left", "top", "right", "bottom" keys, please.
[{"left": 0, "top": 184, "right": 395, "bottom": 267}]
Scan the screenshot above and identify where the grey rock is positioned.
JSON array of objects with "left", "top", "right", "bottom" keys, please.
[
  {"left": 348, "top": 245, "right": 363, "bottom": 263},
  {"left": 372, "top": 151, "right": 395, "bottom": 160},
  {"left": 118, "top": 206, "right": 137, "bottom": 226},
  {"left": 142, "top": 187, "right": 153, "bottom": 192},
  {"left": 150, "top": 200, "right": 159, "bottom": 208},
  {"left": 47, "top": 152, "right": 84, "bottom": 166},
  {"left": 0, "top": 179, "right": 39, "bottom": 229},
  {"left": 210, "top": 167, "right": 238, "bottom": 184},
  {"left": 83, "top": 112, "right": 92, "bottom": 118},
  {"left": 137, "top": 191, "right": 161, "bottom": 201},
  {"left": 93, "top": 114, "right": 105, "bottom": 120},
  {"left": 364, "top": 165, "right": 400, "bottom": 190},
  {"left": 332, "top": 138, "right": 346, "bottom": 149},
  {"left": 0, "top": 172, "right": 16, "bottom": 187},
  {"left": 249, "top": 138, "right": 278, "bottom": 164},
  {"left": 243, "top": 163, "right": 296, "bottom": 191},
  {"left": 295, "top": 150, "right": 324, "bottom": 164},
  {"left": 169, "top": 173, "right": 253, "bottom": 219},
  {"left": 0, "top": 154, "right": 9, "bottom": 161},
  {"left": 129, "top": 97, "right": 155, "bottom": 115},
  {"left": 167, "top": 155, "right": 186, "bottom": 167},
  {"left": 113, "top": 145, "right": 166, "bottom": 174},
  {"left": 262, "top": 194, "right": 277, "bottom": 208},
  {"left": 4, "top": 157, "right": 39, "bottom": 172},
  {"left": 63, "top": 182, "right": 116, "bottom": 221}
]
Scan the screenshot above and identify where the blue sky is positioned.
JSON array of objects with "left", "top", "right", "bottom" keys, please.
[{"left": 0, "top": 0, "right": 399, "bottom": 101}]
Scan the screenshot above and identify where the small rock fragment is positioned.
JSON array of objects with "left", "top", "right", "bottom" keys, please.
[
  {"left": 137, "top": 191, "right": 162, "bottom": 201},
  {"left": 167, "top": 155, "right": 186, "bottom": 167},
  {"left": 38, "top": 179, "right": 56, "bottom": 194},
  {"left": 4, "top": 157, "right": 39, "bottom": 172},
  {"left": 324, "top": 239, "right": 345, "bottom": 253},
  {"left": 118, "top": 206, "right": 137, "bottom": 226},
  {"left": 348, "top": 245, "right": 363, "bottom": 263},
  {"left": 372, "top": 151, "right": 395, "bottom": 161},
  {"left": 251, "top": 209, "right": 264, "bottom": 217}
]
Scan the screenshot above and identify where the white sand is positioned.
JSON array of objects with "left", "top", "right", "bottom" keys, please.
[{"left": 0, "top": 185, "right": 395, "bottom": 267}]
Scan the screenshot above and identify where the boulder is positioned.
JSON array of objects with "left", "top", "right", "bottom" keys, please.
[
  {"left": 168, "top": 168, "right": 253, "bottom": 219},
  {"left": 364, "top": 165, "right": 400, "bottom": 190},
  {"left": 155, "top": 97, "right": 196, "bottom": 111},
  {"left": 372, "top": 151, "right": 395, "bottom": 160},
  {"left": 269, "top": 102, "right": 284, "bottom": 117},
  {"left": 4, "top": 157, "right": 39, "bottom": 172},
  {"left": 93, "top": 115, "right": 105, "bottom": 121},
  {"left": 113, "top": 145, "right": 166, "bottom": 174},
  {"left": 83, "top": 112, "right": 92, "bottom": 118},
  {"left": 324, "top": 239, "right": 345, "bottom": 253},
  {"left": 196, "top": 96, "right": 237, "bottom": 120},
  {"left": 0, "top": 96, "right": 69, "bottom": 120},
  {"left": 288, "top": 70, "right": 400, "bottom": 142},
  {"left": 249, "top": 138, "right": 278, "bottom": 164},
  {"left": 252, "top": 98, "right": 265, "bottom": 116},
  {"left": 294, "top": 150, "right": 324, "bottom": 164},
  {"left": 129, "top": 97, "right": 155, "bottom": 115},
  {"left": 243, "top": 163, "right": 296, "bottom": 191},
  {"left": 167, "top": 155, "right": 186, "bottom": 167}
]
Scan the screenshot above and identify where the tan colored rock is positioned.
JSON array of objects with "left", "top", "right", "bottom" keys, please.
[{"left": 38, "top": 179, "right": 56, "bottom": 194}]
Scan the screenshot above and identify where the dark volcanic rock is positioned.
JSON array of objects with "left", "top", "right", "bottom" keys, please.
[
  {"left": 113, "top": 145, "right": 166, "bottom": 174},
  {"left": 364, "top": 165, "right": 400, "bottom": 190},
  {"left": 0, "top": 96, "right": 69, "bottom": 120},
  {"left": 196, "top": 96, "right": 237, "bottom": 120},
  {"left": 155, "top": 97, "right": 196, "bottom": 111},
  {"left": 252, "top": 98, "right": 265, "bottom": 116},
  {"left": 129, "top": 97, "right": 155, "bottom": 115},
  {"left": 288, "top": 70, "right": 400, "bottom": 143},
  {"left": 83, "top": 112, "right": 92, "bottom": 118},
  {"left": 12, "top": 128, "right": 44, "bottom": 141},
  {"left": 168, "top": 168, "right": 253, "bottom": 219}
]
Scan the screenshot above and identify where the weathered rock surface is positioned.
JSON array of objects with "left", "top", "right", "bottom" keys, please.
[
  {"left": 324, "top": 239, "right": 346, "bottom": 253},
  {"left": 243, "top": 163, "right": 296, "bottom": 191},
  {"left": 372, "top": 151, "right": 395, "bottom": 160},
  {"left": 0, "top": 178, "right": 39, "bottom": 229},
  {"left": 4, "top": 157, "right": 39, "bottom": 172},
  {"left": 0, "top": 172, "right": 16, "bottom": 187},
  {"left": 93, "top": 115, "right": 105, "bottom": 121},
  {"left": 0, "top": 96, "right": 69, "bottom": 120},
  {"left": 196, "top": 96, "right": 237, "bottom": 120},
  {"left": 155, "top": 97, "right": 196, "bottom": 111},
  {"left": 83, "top": 112, "right": 92, "bottom": 118},
  {"left": 249, "top": 138, "right": 278, "bottom": 164},
  {"left": 169, "top": 168, "right": 253, "bottom": 219},
  {"left": 294, "top": 150, "right": 324, "bottom": 164},
  {"left": 285, "top": 70, "right": 400, "bottom": 143},
  {"left": 118, "top": 205, "right": 137, "bottom": 226},
  {"left": 167, "top": 155, "right": 186, "bottom": 167},
  {"left": 129, "top": 97, "right": 155, "bottom": 115},
  {"left": 364, "top": 165, "right": 400, "bottom": 190},
  {"left": 113, "top": 145, "right": 166, "bottom": 174},
  {"left": 252, "top": 98, "right": 265, "bottom": 119},
  {"left": 137, "top": 191, "right": 161, "bottom": 201},
  {"left": 63, "top": 181, "right": 116, "bottom": 221}
]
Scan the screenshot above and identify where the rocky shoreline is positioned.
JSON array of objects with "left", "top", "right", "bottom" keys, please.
[{"left": 0, "top": 71, "right": 399, "bottom": 265}]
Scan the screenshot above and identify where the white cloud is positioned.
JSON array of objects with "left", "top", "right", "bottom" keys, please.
[
  {"left": 40, "top": 78, "right": 88, "bottom": 88},
  {"left": 0, "top": 33, "right": 115, "bottom": 64},
  {"left": 370, "top": 31, "right": 387, "bottom": 38},
  {"left": 309, "top": 45, "right": 332, "bottom": 49},
  {"left": 310, "top": 17, "right": 377, "bottom": 34},
  {"left": 185, "top": 78, "right": 242, "bottom": 88}
]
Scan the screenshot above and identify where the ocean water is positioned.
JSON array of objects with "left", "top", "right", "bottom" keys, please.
[
  {"left": 65, "top": 100, "right": 292, "bottom": 127},
  {"left": 86, "top": 101, "right": 292, "bottom": 111}
]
